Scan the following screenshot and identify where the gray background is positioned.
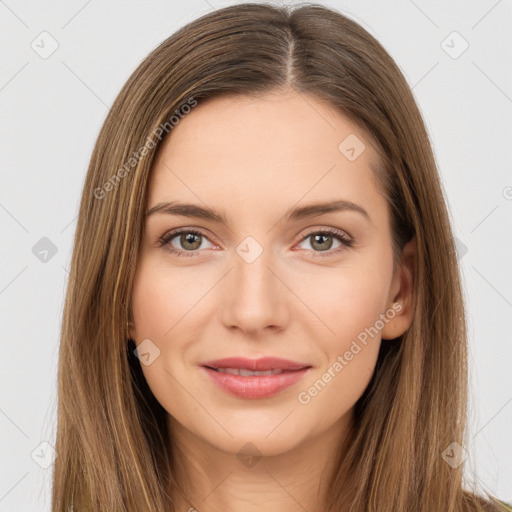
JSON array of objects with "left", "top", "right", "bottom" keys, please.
[{"left": 1, "top": 0, "right": 511, "bottom": 509}]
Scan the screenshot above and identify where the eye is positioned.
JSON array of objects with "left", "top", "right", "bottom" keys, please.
[
  {"left": 295, "top": 228, "right": 353, "bottom": 257},
  {"left": 157, "top": 228, "right": 216, "bottom": 257},
  {"left": 157, "top": 227, "right": 354, "bottom": 258}
]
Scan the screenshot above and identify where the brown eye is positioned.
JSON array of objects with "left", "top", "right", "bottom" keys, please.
[
  {"left": 178, "top": 232, "right": 202, "bottom": 251},
  {"left": 158, "top": 229, "right": 215, "bottom": 257},
  {"left": 310, "top": 233, "right": 334, "bottom": 251},
  {"left": 296, "top": 228, "right": 353, "bottom": 257}
]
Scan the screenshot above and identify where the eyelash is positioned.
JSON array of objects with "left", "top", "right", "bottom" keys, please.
[{"left": 157, "top": 227, "right": 354, "bottom": 258}]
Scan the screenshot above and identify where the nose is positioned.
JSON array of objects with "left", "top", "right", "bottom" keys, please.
[{"left": 219, "top": 247, "right": 290, "bottom": 336}]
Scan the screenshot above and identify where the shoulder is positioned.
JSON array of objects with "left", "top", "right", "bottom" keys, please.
[
  {"left": 466, "top": 492, "right": 512, "bottom": 512},
  {"left": 480, "top": 498, "right": 512, "bottom": 512}
]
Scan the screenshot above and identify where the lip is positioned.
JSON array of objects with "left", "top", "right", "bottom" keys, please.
[
  {"left": 200, "top": 356, "right": 310, "bottom": 372},
  {"left": 199, "top": 357, "right": 312, "bottom": 399}
]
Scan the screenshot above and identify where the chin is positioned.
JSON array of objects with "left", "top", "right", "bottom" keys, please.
[
  {"left": 221, "top": 411, "right": 317, "bottom": 453},
  {"left": 209, "top": 430, "right": 305, "bottom": 459}
]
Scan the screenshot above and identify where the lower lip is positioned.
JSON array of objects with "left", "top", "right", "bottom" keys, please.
[{"left": 201, "top": 366, "right": 310, "bottom": 399}]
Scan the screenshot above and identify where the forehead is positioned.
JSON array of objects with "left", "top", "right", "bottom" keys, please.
[{"left": 147, "top": 91, "right": 384, "bottom": 223}]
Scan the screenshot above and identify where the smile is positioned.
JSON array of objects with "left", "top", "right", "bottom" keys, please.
[
  {"left": 200, "top": 365, "right": 311, "bottom": 399},
  {"left": 208, "top": 367, "right": 286, "bottom": 376}
]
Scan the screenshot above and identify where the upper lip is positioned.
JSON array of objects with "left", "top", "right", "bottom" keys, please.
[{"left": 200, "top": 356, "right": 311, "bottom": 371}]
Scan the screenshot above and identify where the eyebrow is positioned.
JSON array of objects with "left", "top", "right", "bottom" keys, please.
[{"left": 145, "top": 199, "right": 371, "bottom": 225}]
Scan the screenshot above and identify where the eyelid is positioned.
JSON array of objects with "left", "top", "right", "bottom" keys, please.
[
  {"left": 292, "top": 226, "right": 354, "bottom": 258},
  {"left": 158, "top": 225, "right": 354, "bottom": 257},
  {"left": 295, "top": 226, "right": 353, "bottom": 245},
  {"left": 157, "top": 227, "right": 218, "bottom": 254}
]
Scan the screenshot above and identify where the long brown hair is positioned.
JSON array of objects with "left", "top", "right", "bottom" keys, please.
[{"left": 51, "top": 2, "right": 508, "bottom": 511}]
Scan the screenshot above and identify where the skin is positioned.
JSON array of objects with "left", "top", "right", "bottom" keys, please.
[{"left": 129, "top": 87, "right": 415, "bottom": 512}]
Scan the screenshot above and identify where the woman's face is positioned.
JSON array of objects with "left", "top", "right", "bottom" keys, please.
[{"left": 130, "top": 89, "right": 414, "bottom": 457}]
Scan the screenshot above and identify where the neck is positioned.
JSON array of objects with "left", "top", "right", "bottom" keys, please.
[{"left": 167, "top": 411, "right": 353, "bottom": 512}]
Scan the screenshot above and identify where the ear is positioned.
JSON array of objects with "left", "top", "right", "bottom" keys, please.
[
  {"left": 128, "top": 319, "right": 136, "bottom": 341},
  {"left": 381, "top": 237, "right": 416, "bottom": 340}
]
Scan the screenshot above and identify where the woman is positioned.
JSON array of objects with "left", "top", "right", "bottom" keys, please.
[{"left": 51, "top": 3, "right": 510, "bottom": 511}]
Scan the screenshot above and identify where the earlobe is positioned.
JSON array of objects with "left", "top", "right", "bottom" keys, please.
[
  {"left": 127, "top": 320, "right": 136, "bottom": 341},
  {"left": 381, "top": 304, "right": 412, "bottom": 340},
  {"left": 381, "top": 238, "right": 416, "bottom": 340}
]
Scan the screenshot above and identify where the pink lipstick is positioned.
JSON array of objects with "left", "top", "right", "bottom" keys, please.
[{"left": 200, "top": 356, "right": 311, "bottom": 399}]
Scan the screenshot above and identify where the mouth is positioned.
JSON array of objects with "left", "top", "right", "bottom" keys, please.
[
  {"left": 199, "top": 357, "right": 312, "bottom": 399},
  {"left": 205, "top": 367, "right": 293, "bottom": 376}
]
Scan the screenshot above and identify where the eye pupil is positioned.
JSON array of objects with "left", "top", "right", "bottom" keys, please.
[
  {"left": 181, "top": 233, "right": 201, "bottom": 250},
  {"left": 311, "top": 233, "right": 333, "bottom": 251},
  {"left": 163, "top": 229, "right": 348, "bottom": 257}
]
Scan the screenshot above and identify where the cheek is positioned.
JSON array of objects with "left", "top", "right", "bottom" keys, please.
[
  {"left": 131, "top": 275, "right": 168, "bottom": 339},
  {"left": 130, "top": 263, "right": 199, "bottom": 421},
  {"left": 299, "top": 261, "right": 390, "bottom": 348},
  {"left": 292, "top": 263, "right": 388, "bottom": 412},
  {"left": 131, "top": 261, "right": 206, "bottom": 340}
]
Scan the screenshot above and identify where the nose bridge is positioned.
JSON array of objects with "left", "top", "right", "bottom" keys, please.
[{"left": 220, "top": 239, "right": 288, "bottom": 333}]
